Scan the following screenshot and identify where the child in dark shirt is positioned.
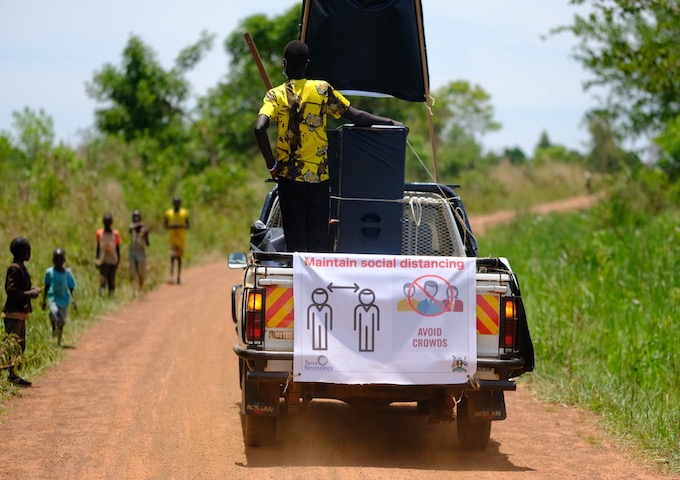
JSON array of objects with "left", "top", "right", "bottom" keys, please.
[{"left": 2, "top": 237, "right": 42, "bottom": 387}]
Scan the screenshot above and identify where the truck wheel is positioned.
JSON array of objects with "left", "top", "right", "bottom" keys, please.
[
  {"left": 244, "top": 415, "right": 277, "bottom": 447},
  {"left": 456, "top": 395, "right": 492, "bottom": 450}
]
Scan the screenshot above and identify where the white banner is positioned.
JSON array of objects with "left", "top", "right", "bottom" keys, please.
[{"left": 293, "top": 253, "right": 477, "bottom": 385}]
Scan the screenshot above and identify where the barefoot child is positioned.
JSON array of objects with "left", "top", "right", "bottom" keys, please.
[
  {"left": 129, "top": 210, "right": 150, "bottom": 290},
  {"left": 2, "top": 237, "right": 42, "bottom": 387},
  {"left": 42, "top": 248, "right": 77, "bottom": 347}
]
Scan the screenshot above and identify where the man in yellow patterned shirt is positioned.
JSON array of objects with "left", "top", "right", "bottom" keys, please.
[
  {"left": 164, "top": 196, "right": 190, "bottom": 284},
  {"left": 255, "top": 40, "right": 404, "bottom": 253}
]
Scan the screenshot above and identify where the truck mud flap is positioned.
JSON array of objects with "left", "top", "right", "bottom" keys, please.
[
  {"left": 243, "top": 379, "right": 280, "bottom": 417},
  {"left": 464, "top": 391, "right": 506, "bottom": 421}
]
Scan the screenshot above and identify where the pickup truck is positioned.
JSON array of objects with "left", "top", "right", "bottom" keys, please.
[{"left": 230, "top": 177, "right": 534, "bottom": 450}]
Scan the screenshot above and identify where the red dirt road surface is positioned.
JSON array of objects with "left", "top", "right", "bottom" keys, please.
[
  {"left": 468, "top": 193, "right": 603, "bottom": 235},
  {"left": 0, "top": 196, "right": 670, "bottom": 479}
]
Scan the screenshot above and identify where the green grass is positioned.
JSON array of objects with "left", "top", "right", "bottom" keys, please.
[
  {"left": 478, "top": 183, "right": 680, "bottom": 473},
  {"left": 455, "top": 160, "right": 598, "bottom": 215}
]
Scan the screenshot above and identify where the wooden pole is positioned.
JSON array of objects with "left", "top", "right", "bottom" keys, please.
[
  {"left": 243, "top": 32, "right": 273, "bottom": 90},
  {"left": 300, "top": 0, "right": 312, "bottom": 43},
  {"left": 413, "top": 0, "right": 440, "bottom": 183}
]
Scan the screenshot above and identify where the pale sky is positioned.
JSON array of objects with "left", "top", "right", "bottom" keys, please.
[{"left": 0, "top": 1, "right": 598, "bottom": 155}]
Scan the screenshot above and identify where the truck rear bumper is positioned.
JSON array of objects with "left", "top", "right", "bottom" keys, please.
[{"left": 233, "top": 344, "right": 521, "bottom": 391}]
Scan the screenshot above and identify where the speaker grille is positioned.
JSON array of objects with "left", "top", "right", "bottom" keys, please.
[{"left": 401, "top": 191, "right": 463, "bottom": 257}]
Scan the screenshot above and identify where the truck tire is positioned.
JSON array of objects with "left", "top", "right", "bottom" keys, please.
[
  {"left": 244, "top": 415, "right": 277, "bottom": 447},
  {"left": 456, "top": 395, "right": 492, "bottom": 450}
]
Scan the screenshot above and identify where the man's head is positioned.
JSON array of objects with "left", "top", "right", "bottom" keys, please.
[
  {"left": 10, "top": 237, "right": 31, "bottom": 261},
  {"left": 283, "top": 40, "right": 309, "bottom": 78},
  {"left": 173, "top": 196, "right": 181, "bottom": 210},
  {"left": 132, "top": 209, "right": 142, "bottom": 223}
]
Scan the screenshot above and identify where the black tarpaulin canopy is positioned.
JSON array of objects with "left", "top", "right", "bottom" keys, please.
[{"left": 300, "top": 0, "right": 429, "bottom": 103}]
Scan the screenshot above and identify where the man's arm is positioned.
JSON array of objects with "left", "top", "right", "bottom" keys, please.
[
  {"left": 6, "top": 267, "right": 41, "bottom": 299},
  {"left": 341, "top": 106, "right": 406, "bottom": 129},
  {"left": 254, "top": 114, "right": 281, "bottom": 178}
]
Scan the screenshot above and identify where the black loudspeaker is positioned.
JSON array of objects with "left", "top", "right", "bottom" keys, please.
[{"left": 329, "top": 125, "right": 407, "bottom": 254}]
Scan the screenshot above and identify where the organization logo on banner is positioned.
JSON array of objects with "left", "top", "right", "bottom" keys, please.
[{"left": 293, "top": 253, "right": 477, "bottom": 385}]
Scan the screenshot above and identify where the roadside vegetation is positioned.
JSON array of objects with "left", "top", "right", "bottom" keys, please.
[
  {"left": 1, "top": 0, "right": 679, "bottom": 471},
  {"left": 479, "top": 169, "right": 680, "bottom": 473}
]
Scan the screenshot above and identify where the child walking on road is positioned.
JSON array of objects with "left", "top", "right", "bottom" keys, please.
[
  {"left": 96, "top": 212, "right": 121, "bottom": 296},
  {"left": 2, "top": 237, "right": 42, "bottom": 387},
  {"left": 129, "top": 209, "right": 150, "bottom": 291},
  {"left": 42, "top": 248, "right": 77, "bottom": 347}
]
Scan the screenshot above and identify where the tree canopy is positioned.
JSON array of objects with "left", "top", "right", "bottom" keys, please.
[
  {"left": 562, "top": 0, "right": 680, "bottom": 135},
  {"left": 196, "top": 7, "right": 301, "bottom": 159},
  {"left": 86, "top": 32, "right": 214, "bottom": 144},
  {"left": 560, "top": 0, "right": 680, "bottom": 176}
]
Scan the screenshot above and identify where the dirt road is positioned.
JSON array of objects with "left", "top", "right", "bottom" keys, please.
[
  {"left": 468, "top": 193, "right": 603, "bottom": 235},
  {"left": 0, "top": 195, "right": 669, "bottom": 479}
]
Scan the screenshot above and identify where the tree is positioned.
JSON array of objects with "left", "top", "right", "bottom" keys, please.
[
  {"left": 503, "top": 147, "right": 527, "bottom": 164},
  {"left": 559, "top": 1, "right": 680, "bottom": 137},
  {"left": 1, "top": 108, "right": 55, "bottom": 202},
  {"left": 654, "top": 116, "right": 680, "bottom": 180},
  {"left": 536, "top": 130, "right": 552, "bottom": 151},
  {"left": 585, "top": 110, "right": 638, "bottom": 172},
  {"left": 87, "top": 32, "right": 214, "bottom": 143},
  {"left": 557, "top": 1, "right": 680, "bottom": 178},
  {"left": 197, "top": 8, "right": 301, "bottom": 159},
  {"left": 433, "top": 81, "right": 501, "bottom": 144},
  {"left": 2, "top": 108, "right": 81, "bottom": 208},
  {"left": 430, "top": 81, "right": 501, "bottom": 176},
  {"left": 11, "top": 107, "right": 54, "bottom": 160}
]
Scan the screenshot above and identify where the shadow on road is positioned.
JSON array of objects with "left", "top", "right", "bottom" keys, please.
[{"left": 241, "top": 400, "right": 533, "bottom": 473}]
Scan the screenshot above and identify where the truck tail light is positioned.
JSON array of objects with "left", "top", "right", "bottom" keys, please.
[
  {"left": 500, "top": 298, "right": 518, "bottom": 351},
  {"left": 245, "top": 289, "right": 265, "bottom": 344}
]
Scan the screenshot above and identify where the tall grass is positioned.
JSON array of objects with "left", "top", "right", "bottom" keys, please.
[
  {"left": 456, "top": 160, "right": 597, "bottom": 215},
  {"left": 478, "top": 171, "right": 680, "bottom": 472}
]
